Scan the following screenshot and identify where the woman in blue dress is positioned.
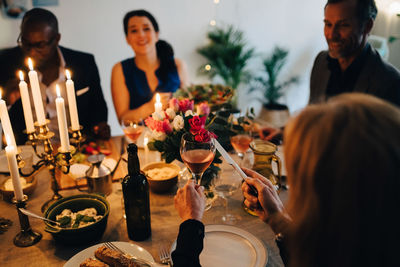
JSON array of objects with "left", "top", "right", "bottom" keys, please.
[{"left": 111, "top": 10, "right": 189, "bottom": 121}]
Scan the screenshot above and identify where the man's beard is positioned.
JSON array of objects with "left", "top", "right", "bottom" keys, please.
[{"left": 327, "top": 39, "right": 352, "bottom": 59}]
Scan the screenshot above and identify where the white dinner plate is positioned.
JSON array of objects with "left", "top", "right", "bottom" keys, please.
[
  {"left": 64, "top": 241, "right": 154, "bottom": 267},
  {"left": 172, "top": 224, "right": 268, "bottom": 267}
]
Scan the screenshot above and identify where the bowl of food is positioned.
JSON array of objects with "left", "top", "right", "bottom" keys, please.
[
  {"left": 0, "top": 175, "right": 37, "bottom": 201},
  {"left": 142, "top": 162, "right": 180, "bottom": 193},
  {"left": 43, "top": 194, "right": 109, "bottom": 245}
]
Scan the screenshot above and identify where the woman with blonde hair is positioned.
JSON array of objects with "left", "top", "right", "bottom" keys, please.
[
  {"left": 242, "top": 92, "right": 400, "bottom": 266},
  {"left": 172, "top": 93, "right": 400, "bottom": 266}
]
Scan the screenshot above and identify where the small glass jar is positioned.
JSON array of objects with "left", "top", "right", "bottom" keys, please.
[
  {"left": 250, "top": 140, "right": 281, "bottom": 191},
  {"left": 243, "top": 140, "right": 282, "bottom": 216}
]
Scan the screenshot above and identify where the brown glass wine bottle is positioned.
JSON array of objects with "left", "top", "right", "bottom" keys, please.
[{"left": 122, "top": 143, "right": 151, "bottom": 241}]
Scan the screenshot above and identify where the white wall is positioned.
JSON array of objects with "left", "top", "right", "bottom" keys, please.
[{"left": 1, "top": 0, "right": 334, "bottom": 135}]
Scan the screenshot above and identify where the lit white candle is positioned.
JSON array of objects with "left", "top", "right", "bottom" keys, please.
[
  {"left": 5, "top": 136, "right": 24, "bottom": 201},
  {"left": 55, "top": 85, "right": 70, "bottom": 152},
  {"left": 27, "top": 58, "right": 46, "bottom": 126},
  {"left": 143, "top": 136, "right": 149, "bottom": 165},
  {"left": 65, "top": 70, "right": 80, "bottom": 131},
  {"left": 18, "top": 71, "right": 35, "bottom": 133},
  {"left": 155, "top": 93, "right": 162, "bottom": 113},
  {"left": 0, "top": 89, "right": 17, "bottom": 147}
]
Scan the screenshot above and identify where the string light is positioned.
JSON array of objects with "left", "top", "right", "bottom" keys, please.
[
  {"left": 205, "top": 64, "right": 212, "bottom": 71},
  {"left": 209, "top": 0, "right": 219, "bottom": 27}
]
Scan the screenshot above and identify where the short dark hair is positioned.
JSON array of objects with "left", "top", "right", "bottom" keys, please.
[
  {"left": 123, "top": 9, "right": 159, "bottom": 36},
  {"left": 326, "top": 0, "right": 377, "bottom": 23},
  {"left": 21, "top": 8, "right": 59, "bottom": 33}
]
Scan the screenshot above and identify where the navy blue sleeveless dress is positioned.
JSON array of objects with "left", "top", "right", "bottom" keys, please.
[{"left": 121, "top": 57, "right": 180, "bottom": 109}]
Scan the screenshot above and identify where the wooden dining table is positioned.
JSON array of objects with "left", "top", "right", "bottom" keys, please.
[{"left": 0, "top": 136, "right": 286, "bottom": 267}]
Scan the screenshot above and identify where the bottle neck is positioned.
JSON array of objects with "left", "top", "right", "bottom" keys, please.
[{"left": 127, "top": 152, "right": 140, "bottom": 176}]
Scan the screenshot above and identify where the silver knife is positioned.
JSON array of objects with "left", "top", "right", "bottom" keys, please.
[
  {"left": 214, "top": 139, "right": 247, "bottom": 180},
  {"left": 214, "top": 139, "right": 258, "bottom": 197}
]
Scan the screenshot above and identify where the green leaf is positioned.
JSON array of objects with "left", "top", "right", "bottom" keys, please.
[
  {"left": 248, "top": 46, "right": 299, "bottom": 105},
  {"left": 197, "top": 25, "right": 254, "bottom": 91}
]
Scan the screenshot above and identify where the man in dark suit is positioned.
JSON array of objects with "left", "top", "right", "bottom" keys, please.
[
  {"left": 310, "top": 0, "right": 400, "bottom": 106},
  {"left": 0, "top": 8, "right": 110, "bottom": 145},
  {"left": 260, "top": 0, "right": 400, "bottom": 142}
]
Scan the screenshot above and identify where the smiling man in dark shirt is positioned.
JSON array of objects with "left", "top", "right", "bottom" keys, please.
[
  {"left": 310, "top": 0, "right": 400, "bottom": 106},
  {"left": 260, "top": 0, "right": 400, "bottom": 142}
]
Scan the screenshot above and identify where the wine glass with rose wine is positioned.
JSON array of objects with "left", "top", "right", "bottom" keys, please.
[
  {"left": 180, "top": 133, "right": 216, "bottom": 185},
  {"left": 121, "top": 118, "right": 144, "bottom": 144},
  {"left": 230, "top": 133, "right": 253, "bottom": 165}
]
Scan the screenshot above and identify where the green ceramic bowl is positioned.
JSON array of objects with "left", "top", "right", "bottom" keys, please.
[{"left": 43, "top": 194, "right": 110, "bottom": 245}]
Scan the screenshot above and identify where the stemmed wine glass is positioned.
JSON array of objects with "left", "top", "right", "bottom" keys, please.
[
  {"left": 121, "top": 118, "right": 144, "bottom": 144},
  {"left": 213, "top": 168, "right": 242, "bottom": 224},
  {"left": 180, "top": 133, "right": 216, "bottom": 185},
  {"left": 230, "top": 133, "right": 253, "bottom": 165}
]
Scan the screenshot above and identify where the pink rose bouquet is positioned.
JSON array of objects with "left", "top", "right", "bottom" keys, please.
[{"left": 145, "top": 98, "right": 218, "bottom": 163}]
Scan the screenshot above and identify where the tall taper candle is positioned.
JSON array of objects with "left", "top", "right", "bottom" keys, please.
[
  {"left": 0, "top": 89, "right": 17, "bottom": 147},
  {"left": 27, "top": 58, "right": 46, "bottom": 126},
  {"left": 55, "top": 85, "right": 70, "bottom": 152},
  {"left": 65, "top": 70, "right": 80, "bottom": 131},
  {"left": 143, "top": 135, "right": 149, "bottom": 165},
  {"left": 18, "top": 71, "right": 35, "bottom": 133},
  {"left": 5, "top": 137, "right": 24, "bottom": 201},
  {"left": 155, "top": 93, "right": 162, "bottom": 113}
]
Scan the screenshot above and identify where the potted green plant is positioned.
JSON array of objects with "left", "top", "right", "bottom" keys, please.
[
  {"left": 249, "top": 46, "right": 299, "bottom": 127},
  {"left": 197, "top": 25, "right": 254, "bottom": 106}
]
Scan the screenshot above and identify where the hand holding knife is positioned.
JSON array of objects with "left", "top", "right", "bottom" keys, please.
[{"left": 214, "top": 140, "right": 258, "bottom": 197}]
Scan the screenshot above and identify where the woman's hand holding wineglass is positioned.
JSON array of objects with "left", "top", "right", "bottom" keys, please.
[{"left": 174, "top": 180, "right": 206, "bottom": 222}]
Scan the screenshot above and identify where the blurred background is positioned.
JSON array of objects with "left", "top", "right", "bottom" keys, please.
[{"left": 1, "top": 0, "right": 399, "bottom": 135}]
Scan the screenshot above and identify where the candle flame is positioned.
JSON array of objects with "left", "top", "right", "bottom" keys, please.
[
  {"left": 56, "top": 84, "right": 61, "bottom": 97},
  {"left": 65, "top": 69, "right": 71, "bottom": 80},
  {"left": 156, "top": 93, "right": 160, "bottom": 103},
  {"left": 28, "top": 58, "right": 34, "bottom": 70},
  {"left": 19, "top": 71, "right": 24, "bottom": 81}
]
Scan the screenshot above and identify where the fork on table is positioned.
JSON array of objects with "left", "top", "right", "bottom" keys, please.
[
  {"left": 158, "top": 244, "right": 172, "bottom": 266},
  {"left": 103, "top": 241, "right": 164, "bottom": 267}
]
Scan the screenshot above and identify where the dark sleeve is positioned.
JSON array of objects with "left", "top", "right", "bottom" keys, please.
[
  {"left": 171, "top": 219, "right": 204, "bottom": 267},
  {"left": 385, "top": 72, "right": 400, "bottom": 107},
  {"left": 309, "top": 51, "right": 326, "bottom": 105},
  {"left": 276, "top": 236, "right": 289, "bottom": 266},
  {"left": 8, "top": 99, "right": 28, "bottom": 145}
]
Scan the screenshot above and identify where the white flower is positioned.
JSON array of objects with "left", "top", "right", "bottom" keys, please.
[
  {"left": 165, "top": 108, "right": 176, "bottom": 120},
  {"left": 172, "top": 115, "right": 184, "bottom": 130},
  {"left": 152, "top": 111, "right": 165, "bottom": 121},
  {"left": 152, "top": 131, "right": 167, "bottom": 141},
  {"left": 184, "top": 110, "right": 194, "bottom": 117}
]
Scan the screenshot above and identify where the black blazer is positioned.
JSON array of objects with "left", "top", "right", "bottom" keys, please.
[
  {"left": 309, "top": 44, "right": 400, "bottom": 107},
  {"left": 0, "top": 46, "right": 108, "bottom": 144}
]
